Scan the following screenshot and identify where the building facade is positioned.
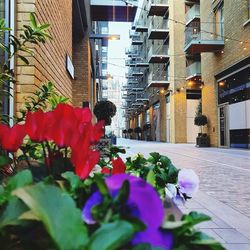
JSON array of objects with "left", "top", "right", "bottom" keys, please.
[
  {"left": 124, "top": 0, "right": 250, "bottom": 148},
  {"left": 1, "top": 0, "right": 137, "bottom": 121}
]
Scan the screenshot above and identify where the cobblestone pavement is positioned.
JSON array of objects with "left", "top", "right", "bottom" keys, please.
[{"left": 118, "top": 139, "right": 250, "bottom": 249}]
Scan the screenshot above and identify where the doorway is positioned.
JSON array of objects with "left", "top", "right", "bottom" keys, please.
[{"left": 218, "top": 104, "right": 229, "bottom": 147}]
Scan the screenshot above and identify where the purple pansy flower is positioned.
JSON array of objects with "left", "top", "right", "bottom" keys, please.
[
  {"left": 82, "top": 174, "right": 172, "bottom": 250},
  {"left": 178, "top": 169, "right": 199, "bottom": 197}
]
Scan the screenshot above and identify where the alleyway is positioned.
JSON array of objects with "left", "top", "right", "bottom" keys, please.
[{"left": 118, "top": 139, "right": 250, "bottom": 249}]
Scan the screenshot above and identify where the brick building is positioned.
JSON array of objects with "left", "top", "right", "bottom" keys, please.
[
  {"left": 124, "top": 0, "right": 250, "bottom": 148},
  {"left": 1, "top": 0, "right": 137, "bottom": 119}
]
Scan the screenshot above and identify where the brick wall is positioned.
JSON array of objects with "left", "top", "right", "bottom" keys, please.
[
  {"left": 72, "top": 36, "right": 91, "bottom": 107},
  {"left": 169, "top": 0, "right": 187, "bottom": 143},
  {"left": 200, "top": 0, "right": 250, "bottom": 146},
  {"left": 16, "top": 0, "right": 73, "bottom": 113}
]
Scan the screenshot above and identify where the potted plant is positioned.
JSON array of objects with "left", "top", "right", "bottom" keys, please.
[
  {"left": 194, "top": 102, "right": 210, "bottom": 147},
  {"left": 143, "top": 123, "right": 151, "bottom": 141},
  {"left": 94, "top": 100, "right": 116, "bottom": 134},
  {"left": 134, "top": 127, "right": 142, "bottom": 140},
  {"left": 127, "top": 128, "right": 133, "bottom": 139},
  {"left": 122, "top": 129, "right": 128, "bottom": 138},
  {"left": 93, "top": 100, "right": 116, "bottom": 151}
]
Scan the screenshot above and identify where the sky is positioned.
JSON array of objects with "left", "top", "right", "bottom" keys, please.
[
  {"left": 107, "top": 22, "right": 131, "bottom": 85},
  {"left": 107, "top": 0, "right": 144, "bottom": 83}
]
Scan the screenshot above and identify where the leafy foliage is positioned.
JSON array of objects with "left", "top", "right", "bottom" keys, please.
[
  {"left": 0, "top": 14, "right": 52, "bottom": 123},
  {"left": 94, "top": 100, "right": 117, "bottom": 126},
  {"left": 126, "top": 153, "right": 179, "bottom": 197},
  {"left": 163, "top": 212, "right": 225, "bottom": 250}
]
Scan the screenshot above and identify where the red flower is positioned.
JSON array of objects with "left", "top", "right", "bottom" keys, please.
[
  {"left": 26, "top": 110, "right": 48, "bottom": 142},
  {"left": 0, "top": 124, "right": 26, "bottom": 152},
  {"left": 112, "top": 157, "right": 126, "bottom": 174},
  {"left": 101, "top": 167, "right": 111, "bottom": 174},
  {"left": 47, "top": 104, "right": 78, "bottom": 147},
  {"left": 71, "top": 149, "right": 100, "bottom": 179}
]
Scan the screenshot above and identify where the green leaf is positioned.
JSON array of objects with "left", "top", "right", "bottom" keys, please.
[
  {"left": 190, "top": 232, "right": 225, "bottom": 249},
  {"left": 30, "top": 13, "right": 37, "bottom": 28},
  {"left": 182, "top": 212, "right": 211, "bottom": 226},
  {"left": 162, "top": 220, "right": 188, "bottom": 230},
  {"left": 18, "top": 55, "right": 30, "bottom": 65},
  {"left": 62, "top": 171, "right": 81, "bottom": 192},
  {"left": 12, "top": 183, "right": 88, "bottom": 250},
  {"left": 114, "top": 180, "right": 130, "bottom": 204},
  {"left": 87, "top": 220, "right": 134, "bottom": 250},
  {"left": 125, "top": 216, "right": 146, "bottom": 233},
  {"left": 0, "top": 197, "right": 28, "bottom": 229},
  {"left": 95, "top": 174, "right": 109, "bottom": 197},
  {"left": 7, "top": 170, "right": 33, "bottom": 191},
  {"left": 159, "top": 156, "right": 171, "bottom": 166},
  {"left": 132, "top": 244, "right": 164, "bottom": 250},
  {"left": 146, "top": 170, "right": 155, "bottom": 186},
  {"left": 0, "top": 155, "right": 12, "bottom": 167}
]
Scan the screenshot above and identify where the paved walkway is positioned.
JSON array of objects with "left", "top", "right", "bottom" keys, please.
[{"left": 118, "top": 139, "right": 250, "bottom": 250}]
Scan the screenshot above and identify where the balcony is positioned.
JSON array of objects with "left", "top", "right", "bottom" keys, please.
[
  {"left": 134, "top": 20, "right": 148, "bottom": 32},
  {"left": 148, "top": 44, "right": 170, "bottom": 63},
  {"left": 148, "top": 0, "right": 169, "bottom": 16},
  {"left": 184, "top": 22, "right": 225, "bottom": 53},
  {"left": 127, "top": 78, "right": 139, "bottom": 84},
  {"left": 147, "top": 65, "right": 170, "bottom": 88},
  {"left": 132, "top": 68, "right": 144, "bottom": 77},
  {"left": 136, "top": 61, "right": 149, "bottom": 68},
  {"left": 148, "top": 18, "right": 169, "bottom": 39},
  {"left": 125, "top": 59, "right": 137, "bottom": 67},
  {"left": 132, "top": 36, "right": 144, "bottom": 45},
  {"left": 186, "top": 4, "right": 200, "bottom": 25},
  {"left": 129, "top": 30, "right": 140, "bottom": 38},
  {"left": 91, "top": 0, "right": 138, "bottom": 22},
  {"left": 125, "top": 48, "right": 138, "bottom": 57},
  {"left": 186, "top": 61, "right": 201, "bottom": 80}
]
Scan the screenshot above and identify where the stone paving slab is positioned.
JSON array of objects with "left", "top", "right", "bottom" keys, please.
[{"left": 118, "top": 139, "right": 250, "bottom": 249}]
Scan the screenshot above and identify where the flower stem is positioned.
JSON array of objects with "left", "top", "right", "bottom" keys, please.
[{"left": 104, "top": 208, "right": 113, "bottom": 223}]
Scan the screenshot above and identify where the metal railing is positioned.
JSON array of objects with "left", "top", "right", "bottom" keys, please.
[
  {"left": 148, "top": 43, "right": 169, "bottom": 58},
  {"left": 185, "top": 22, "right": 224, "bottom": 46},
  {"left": 129, "top": 30, "right": 140, "bottom": 38},
  {"left": 149, "top": 0, "right": 169, "bottom": 4},
  {"left": 149, "top": 17, "right": 169, "bottom": 31},
  {"left": 186, "top": 61, "right": 201, "bottom": 78},
  {"left": 148, "top": 65, "right": 169, "bottom": 82},
  {"left": 186, "top": 4, "right": 200, "bottom": 24}
]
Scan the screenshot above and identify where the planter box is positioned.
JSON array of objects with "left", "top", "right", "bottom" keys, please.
[
  {"left": 196, "top": 136, "right": 210, "bottom": 147},
  {"left": 95, "top": 138, "right": 111, "bottom": 156}
]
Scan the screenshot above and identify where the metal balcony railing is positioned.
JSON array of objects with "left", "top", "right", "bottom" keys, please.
[
  {"left": 132, "top": 35, "right": 144, "bottom": 45},
  {"left": 149, "top": 17, "right": 169, "bottom": 32},
  {"left": 134, "top": 20, "right": 148, "bottom": 32},
  {"left": 129, "top": 30, "right": 140, "bottom": 38},
  {"left": 125, "top": 59, "right": 137, "bottom": 67},
  {"left": 186, "top": 61, "right": 201, "bottom": 79},
  {"left": 185, "top": 22, "right": 224, "bottom": 46},
  {"left": 125, "top": 48, "right": 139, "bottom": 57},
  {"left": 148, "top": 0, "right": 169, "bottom": 16},
  {"left": 148, "top": 43, "right": 169, "bottom": 63},
  {"left": 186, "top": 4, "right": 200, "bottom": 25},
  {"left": 148, "top": 65, "right": 169, "bottom": 87},
  {"left": 148, "top": 44, "right": 169, "bottom": 57},
  {"left": 149, "top": 0, "right": 169, "bottom": 4}
]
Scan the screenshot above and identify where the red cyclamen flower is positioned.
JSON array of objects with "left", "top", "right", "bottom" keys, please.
[
  {"left": 0, "top": 124, "right": 26, "bottom": 152},
  {"left": 111, "top": 157, "right": 126, "bottom": 174}
]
